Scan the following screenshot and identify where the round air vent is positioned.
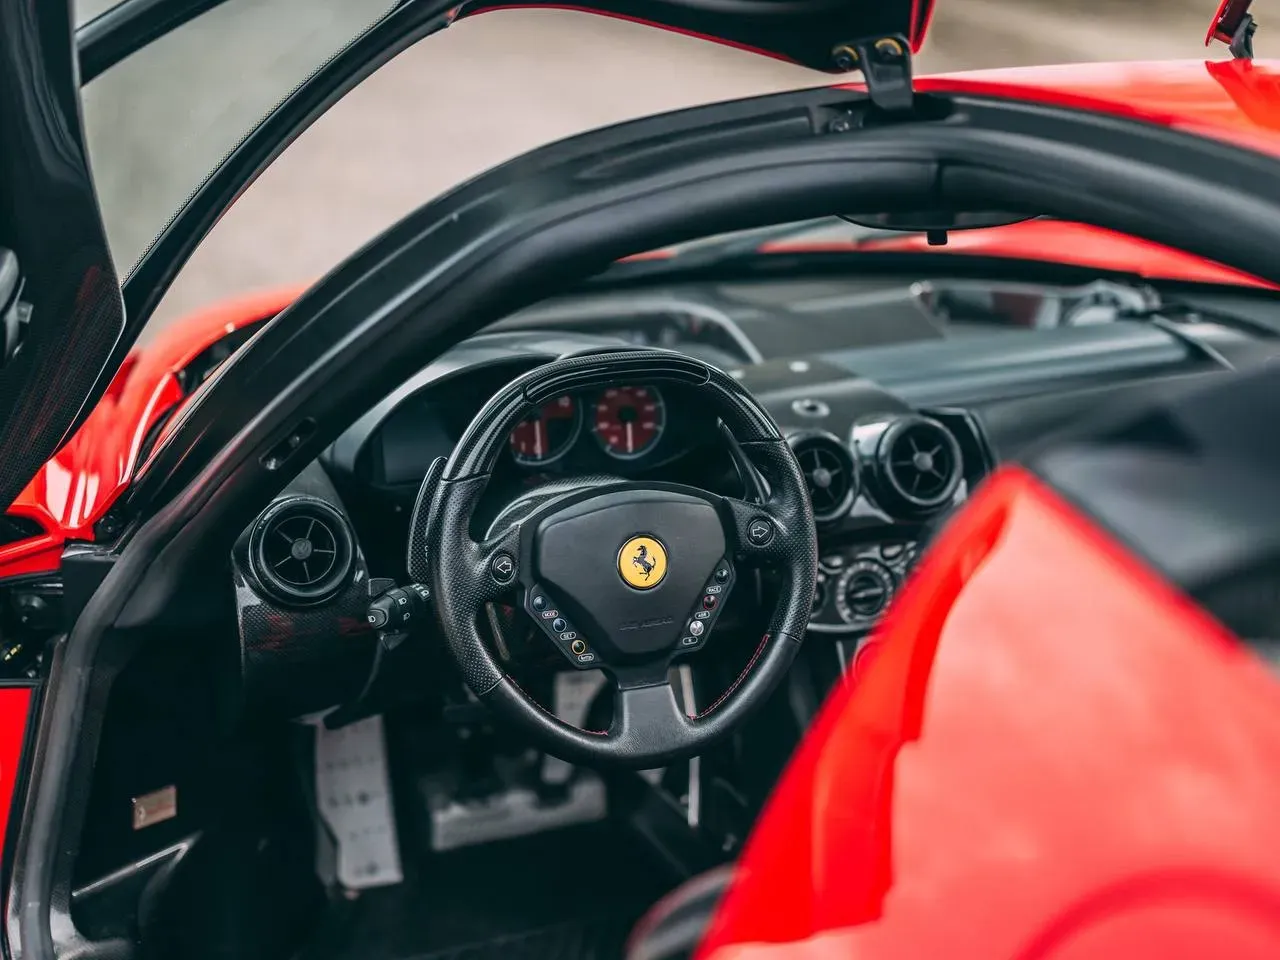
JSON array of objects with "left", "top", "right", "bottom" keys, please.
[
  {"left": 876, "top": 417, "right": 963, "bottom": 513},
  {"left": 788, "top": 432, "right": 858, "bottom": 523},
  {"left": 248, "top": 497, "right": 356, "bottom": 607}
]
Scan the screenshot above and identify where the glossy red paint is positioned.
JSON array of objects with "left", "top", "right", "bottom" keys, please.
[
  {"left": 698, "top": 466, "right": 1280, "bottom": 959},
  {"left": 760, "top": 219, "right": 1278, "bottom": 289},
  {"left": 0, "top": 287, "right": 302, "bottom": 579},
  {"left": 916, "top": 59, "right": 1280, "bottom": 155},
  {"left": 0, "top": 686, "right": 32, "bottom": 856}
]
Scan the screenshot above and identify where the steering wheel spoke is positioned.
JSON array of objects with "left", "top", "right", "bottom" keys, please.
[{"left": 611, "top": 675, "right": 692, "bottom": 750}]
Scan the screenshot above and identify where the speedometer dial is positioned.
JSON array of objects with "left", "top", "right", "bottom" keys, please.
[
  {"left": 509, "top": 395, "right": 581, "bottom": 465},
  {"left": 592, "top": 386, "right": 666, "bottom": 460}
]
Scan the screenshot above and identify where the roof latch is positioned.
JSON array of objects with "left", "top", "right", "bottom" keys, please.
[{"left": 831, "top": 35, "right": 914, "bottom": 114}]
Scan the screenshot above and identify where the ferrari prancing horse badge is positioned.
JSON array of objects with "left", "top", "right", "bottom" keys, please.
[{"left": 618, "top": 535, "right": 668, "bottom": 589}]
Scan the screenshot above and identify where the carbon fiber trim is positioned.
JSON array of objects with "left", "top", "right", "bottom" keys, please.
[{"left": 231, "top": 465, "right": 376, "bottom": 718}]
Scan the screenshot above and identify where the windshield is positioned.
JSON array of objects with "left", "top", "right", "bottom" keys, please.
[
  {"left": 79, "top": 0, "right": 395, "bottom": 274},
  {"left": 75, "top": 0, "right": 125, "bottom": 25}
]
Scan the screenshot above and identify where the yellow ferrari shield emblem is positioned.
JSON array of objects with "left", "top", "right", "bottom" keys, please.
[{"left": 618, "top": 535, "right": 668, "bottom": 589}]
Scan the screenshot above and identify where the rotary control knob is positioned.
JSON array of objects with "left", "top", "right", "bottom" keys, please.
[{"left": 834, "top": 559, "right": 896, "bottom": 625}]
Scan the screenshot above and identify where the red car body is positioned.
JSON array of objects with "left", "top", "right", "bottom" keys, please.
[
  {"left": 698, "top": 467, "right": 1280, "bottom": 959},
  {"left": 4, "top": 9, "right": 1280, "bottom": 957}
]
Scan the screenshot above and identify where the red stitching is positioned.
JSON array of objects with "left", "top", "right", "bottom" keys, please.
[
  {"left": 696, "top": 633, "right": 770, "bottom": 719},
  {"left": 503, "top": 673, "right": 607, "bottom": 736}
]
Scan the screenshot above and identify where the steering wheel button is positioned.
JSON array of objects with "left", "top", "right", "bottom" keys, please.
[
  {"left": 532, "top": 595, "right": 547, "bottom": 611},
  {"left": 552, "top": 617, "right": 568, "bottom": 633},
  {"left": 747, "top": 517, "right": 775, "bottom": 546},
  {"left": 491, "top": 553, "right": 517, "bottom": 584},
  {"left": 694, "top": 610, "right": 711, "bottom": 621},
  {"left": 715, "top": 567, "right": 730, "bottom": 582},
  {"left": 702, "top": 595, "right": 718, "bottom": 610},
  {"left": 680, "top": 636, "right": 699, "bottom": 647},
  {"left": 570, "top": 638, "right": 587, "bottom": 655},
  {"left": 688, "top": 619, "right": 705, "bottom": 637},
  {"left": 540, "top": 609, "right": 558, "bottom": 620},
  {"left": 705, "top": 583, "right": 723, "bottom": 595},
  {"left": 560, "top": 630, "right": 577, "bottom": 641}
]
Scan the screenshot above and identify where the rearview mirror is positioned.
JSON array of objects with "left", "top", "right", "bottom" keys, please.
[{"left": 840, "top": 211, "right": 1034, "bottom": 232}]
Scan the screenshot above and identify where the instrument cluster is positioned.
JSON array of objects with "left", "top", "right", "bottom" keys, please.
[{"left": 507, "top": 385, "right": 670, "bottom": 468}]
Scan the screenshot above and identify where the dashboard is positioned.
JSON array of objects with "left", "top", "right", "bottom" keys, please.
[{"left": 217, "top": 273, "right": 1268, "bottom": 719}]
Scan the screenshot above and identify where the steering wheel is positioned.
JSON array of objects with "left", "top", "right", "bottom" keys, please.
[{"left": 410, "top": 350, "right": 817, "bottom": 767}]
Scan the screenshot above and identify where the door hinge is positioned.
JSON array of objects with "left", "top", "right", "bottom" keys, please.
[{"left": 831, "top": 34, "right": 915, "bottom": 115}]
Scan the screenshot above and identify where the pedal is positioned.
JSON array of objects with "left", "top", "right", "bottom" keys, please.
[
  {"left": 314, "top": 714, "right": 403, "bottom": 890},
  {"left": 421, "top": 671, "right": 609, "bottom": 852},
  {"left": 422, "top": 773, "right": 606, "bottom": 852}
]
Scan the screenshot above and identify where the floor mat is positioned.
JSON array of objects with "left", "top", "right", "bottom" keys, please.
[{"left": 299, "top": 823, "right": 673, "bottom": 960}]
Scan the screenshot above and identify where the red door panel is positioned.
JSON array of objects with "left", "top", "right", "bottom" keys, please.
[
  {"left": 0, "top": 685, "right": 33, "bottom": 857},
  {"left": 699, "top": 466, "right": 1280, "bottom": 959}
]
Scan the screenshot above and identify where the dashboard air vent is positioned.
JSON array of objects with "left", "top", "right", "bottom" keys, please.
[
  {"left": 877, "top": 417, "right": 963, "bottom": 513},
  {"left": 248, "top": 497, "right": 355, "bottom": 607},
  {"left": 788, "top": 432, "right": 858, "bottom": 523}
]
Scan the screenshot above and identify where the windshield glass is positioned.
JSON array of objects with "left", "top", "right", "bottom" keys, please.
[
  {"left": 75, "top": 0, "right": 125, "bottom": 25},
  {"left": 80, "top": 0, "right": 395, "bottom": 274}
]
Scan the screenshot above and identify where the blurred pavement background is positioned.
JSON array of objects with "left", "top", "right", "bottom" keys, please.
[{"left": 76, "top": 0, "right": 1235, "bottom": 333}]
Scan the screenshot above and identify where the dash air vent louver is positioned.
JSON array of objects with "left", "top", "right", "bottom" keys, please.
[
  {"left": 877, "top": 416, "right": 963, "bottom": 513},
  {"left": 248, "top": 497, "right": 355, "bottom": 606},
  {"left": 788, "top": 432, "right": 857, "bottom": 523}
]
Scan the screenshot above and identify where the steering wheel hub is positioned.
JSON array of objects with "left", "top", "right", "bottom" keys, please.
[{"left": 534, "top": 489, "right": 726, "bottom": 660}]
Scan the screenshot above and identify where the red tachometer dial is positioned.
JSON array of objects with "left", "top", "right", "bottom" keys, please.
[
  {"left": 508, "top": 395, "right": 581, "bottom": 465},
  {"left": 592, "top": 386, "right": 666, "bottom": 459}
]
